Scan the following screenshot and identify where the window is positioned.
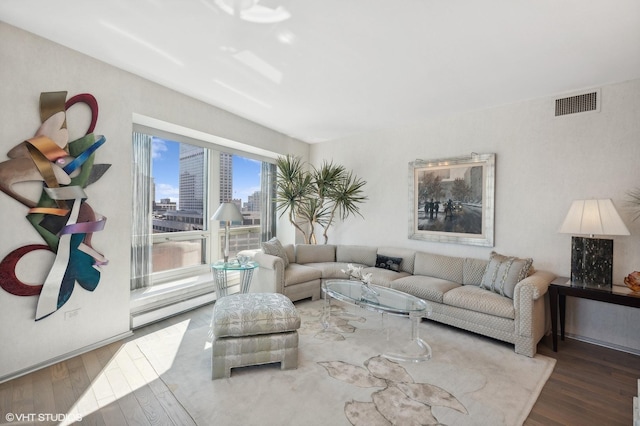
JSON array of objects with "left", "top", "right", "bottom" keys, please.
[{"left": 131, "top": 129, "right": 276, "bottom": 290}]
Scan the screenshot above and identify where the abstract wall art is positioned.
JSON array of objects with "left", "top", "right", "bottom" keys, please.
[{"left": 0, "top": 91, "right": 110, "bottom": 320}]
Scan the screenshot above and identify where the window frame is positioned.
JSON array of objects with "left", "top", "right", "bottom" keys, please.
[{"left": 132, "top": 117, "right": 278, "bottom": 289}]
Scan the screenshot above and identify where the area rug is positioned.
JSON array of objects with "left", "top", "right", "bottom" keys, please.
[{"left": 136, "top": 299, "right": 555, "bottom": 426}]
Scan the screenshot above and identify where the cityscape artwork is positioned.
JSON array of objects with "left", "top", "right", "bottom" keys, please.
[{"left": 408, "top": 153, "right": 495, "bottom": 247}]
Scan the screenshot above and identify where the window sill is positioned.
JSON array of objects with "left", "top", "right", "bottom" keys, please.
[{"left": 129, "top": 270, "right": 241, "bottom": 328}]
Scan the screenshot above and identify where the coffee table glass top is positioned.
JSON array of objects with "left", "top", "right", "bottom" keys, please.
[{"left": 323, "top": 279, "right": 427, "bottom": 315}]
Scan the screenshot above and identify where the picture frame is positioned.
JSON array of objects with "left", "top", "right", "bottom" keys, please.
[{"left": 408, "top": 153, "right": 495, "bottom": 247}]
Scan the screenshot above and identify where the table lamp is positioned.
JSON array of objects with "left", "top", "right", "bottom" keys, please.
[
  {"left": 558, "top": 199, "right": 629, "bottom": 287},
  {"left": 211, "top": 202, "right": 243, "bottom": 263}
]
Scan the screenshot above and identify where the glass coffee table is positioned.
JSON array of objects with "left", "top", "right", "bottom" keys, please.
[{"left": 322, "top": 279, "right": 432, "bottom": 362}]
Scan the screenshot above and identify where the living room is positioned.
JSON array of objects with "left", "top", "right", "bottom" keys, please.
[{"left": 1, "top": 1, "right": 639, "bottom": 424}]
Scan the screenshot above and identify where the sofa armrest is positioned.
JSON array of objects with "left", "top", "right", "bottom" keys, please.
[
  {"left": 515, "top": 270, "right": 556, "bottom": 301},
  {"left": 253, "top": 251, "right": 286, "bottom": 294},
  {"left": 513, "top": 270, "right": 556, "bottom": 348}
]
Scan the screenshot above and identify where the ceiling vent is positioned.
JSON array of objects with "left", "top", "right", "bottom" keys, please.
[{"left": 555, "top": 90, "right": 600, "bottom": 117}]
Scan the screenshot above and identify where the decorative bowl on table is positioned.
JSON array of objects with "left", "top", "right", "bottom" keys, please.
[
  {"left": 623, "top": 271, "right": 640, "bottom": 292},
  {"left": 237, "top": 254, "right": 251, "bottom": 266}
]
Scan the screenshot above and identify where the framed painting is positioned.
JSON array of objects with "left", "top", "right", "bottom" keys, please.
[{"left": 408, "top": 153, "right": 495, "bottom": 247}]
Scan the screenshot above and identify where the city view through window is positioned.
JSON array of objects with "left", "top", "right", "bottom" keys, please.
[{"left": 151, "top": 137, "right": 263, "bottom": 273}]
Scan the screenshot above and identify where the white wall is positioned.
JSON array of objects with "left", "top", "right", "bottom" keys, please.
[
  {"left": 311, "top": 79, "right": 640, "bottom": 353},
  {"left": 0, "top": 23, "right": 308, "bottom": 380}
]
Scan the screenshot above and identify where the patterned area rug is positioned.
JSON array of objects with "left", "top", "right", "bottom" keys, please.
[{"left": 136, "top": 299, "right": 555, "bottom": 426}]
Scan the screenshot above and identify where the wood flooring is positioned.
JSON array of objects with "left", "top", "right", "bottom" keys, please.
[{"left": 1, "top": 303, "right": 638, "bottom": 426}]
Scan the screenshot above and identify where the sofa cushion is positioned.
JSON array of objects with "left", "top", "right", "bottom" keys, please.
[
  {"left": 480, "top": 251, "right": 533, "bottom": 298},
  {"left": 302, "top": 262, "right": 363, "bottom": 280},
  {"left": 377, "top": 247, "right": 416, "bottom": 274},
  {"left": 296, "top": 244, "right": 336, "bottom": 264},
  {"left": 284, "top": 244, "right": 295, "bottom": 264},
  {"left": 375, "top": 254, "right": 402, "bottom": 272},
  {"left": 284, "top": 263, "right": 322, "bottom": 287},
  {"left": 442, "top": 285, "right": 515, "bottom": 319},
  {"left": 414, "top": 252, "right": 464, "bottom": 284},
  {"left": 336, "top": 245, "right": 377, "bottom": 266},
  {"left": 262, "top": 237, "right": 290, "bottom": 267},
  {"left": 391, "top": 275, "right": 460, "bottom": 304},
  {"left": 362, "top": 267, "right": 410, "bottom": 287},
  {"left": 463, "top": 257, "right": 489, "bottom": 286}
]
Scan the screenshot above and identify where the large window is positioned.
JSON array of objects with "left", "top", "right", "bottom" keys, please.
[{"left": 131, "top": 129, "right": 276, "bottom": 290}]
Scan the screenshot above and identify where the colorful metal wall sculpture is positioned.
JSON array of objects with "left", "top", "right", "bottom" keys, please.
[{"left": 0, "top": 92, "right": 109, "bottom": 320}]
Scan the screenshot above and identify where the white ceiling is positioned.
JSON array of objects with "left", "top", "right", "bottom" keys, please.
[{"left": 2, "top": 0, "right": 639, "bottom": 143}]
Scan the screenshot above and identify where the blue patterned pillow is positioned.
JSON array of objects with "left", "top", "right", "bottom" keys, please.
[{"left": 375, "top": 254, "right": 402, "bottom": 272}]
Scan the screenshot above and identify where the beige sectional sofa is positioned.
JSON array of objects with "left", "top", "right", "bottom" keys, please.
[{"left": 251, "top": 243, "right": 555, "bottom": 357}]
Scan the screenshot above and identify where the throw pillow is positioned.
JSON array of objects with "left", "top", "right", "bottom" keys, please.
[
  {"left": 480, "top": 251, "right": 533, "bottom": 299},
  {"left": 375, "top": 254, "right": 402, "bottom": 272},
  {"left": 262, "top": 237, "right": 289, "bottom": 267}
]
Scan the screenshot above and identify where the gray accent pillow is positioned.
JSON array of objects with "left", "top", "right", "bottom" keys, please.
[
  {"left": 480, "top": 251, "right": 533, "bottom": 298},
  {"left": 261, "top": 237, "right": 290, "bottom": 267}
]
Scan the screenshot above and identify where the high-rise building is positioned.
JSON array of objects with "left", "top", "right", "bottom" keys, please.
[
  {"left": 246, "top": 190, "right": 261, "bottom": 212},
  {"left": 179, "top": 144, "right": 205, "bottom": 212},
  {"left": 219, "top": 153, "right": 233, "bottom": 203}
]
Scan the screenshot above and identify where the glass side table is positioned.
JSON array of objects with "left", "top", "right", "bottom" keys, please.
[{"left": 211, "top": 260, "right": 259, "bottom": 298}]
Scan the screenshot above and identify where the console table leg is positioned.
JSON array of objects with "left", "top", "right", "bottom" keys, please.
[
  {"left": 559, "top": 294, "right": 566, "bottom": 341},
  {"left": 549, "top": 287, "right": 558, "bottom": 352}
]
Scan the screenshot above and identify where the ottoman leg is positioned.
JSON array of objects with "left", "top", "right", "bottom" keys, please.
[
  {"left": 212, "top": 339, "right": 232, "bottom": 380},
  {"left": 281, "top": 346, "right": 298, "bottom": 371},
  {"left": 212, "top": 359, "right": 230, "bottom": 380}
]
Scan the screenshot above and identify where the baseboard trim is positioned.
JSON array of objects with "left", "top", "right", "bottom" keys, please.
[
  {"left": 565, "top": 332, "right": 640, "bottom": 356},
  {"left": 0, "top": 331, "right": 133, "bottom": 384}
]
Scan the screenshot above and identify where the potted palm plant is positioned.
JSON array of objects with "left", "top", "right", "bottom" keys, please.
[{"left": 275, "top": 154, "right": 367, "bottom": 244}]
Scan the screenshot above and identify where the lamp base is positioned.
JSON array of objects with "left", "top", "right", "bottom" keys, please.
[{"left": 570, "top": 236, "right": 613, "bottom": 288}]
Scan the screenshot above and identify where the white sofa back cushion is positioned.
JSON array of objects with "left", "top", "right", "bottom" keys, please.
[
  {"left": 414, "top": 252, "right": 464, "bottom": 284},
  {"left": 463, "top": 258, "right": 489, "bottom": 286},
  {"left": 296, "top": 244, "right": 336, "bottom": 264},
  {"left": 336, "top": 245, "right": 377, "bottom": 266}
]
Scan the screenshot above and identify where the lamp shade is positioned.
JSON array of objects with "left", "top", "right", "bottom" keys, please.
[
  {"left": 558, "top": 199, "right": 630, "bottom": 236},
  {"left": 211, "top": 202, "right": 243, "bottom": 223}
]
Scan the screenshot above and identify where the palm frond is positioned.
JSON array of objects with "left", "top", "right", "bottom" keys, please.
[
  {"left": 275, "top": 155, "right": 367, "bottom": 244},
  {"left": 627, "top": 187, "right": 640, "bottom": 221}
]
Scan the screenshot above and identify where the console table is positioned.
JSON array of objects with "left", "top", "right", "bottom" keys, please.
[{"left": 548, "top": 276, "right": 640, "bottom": 351}]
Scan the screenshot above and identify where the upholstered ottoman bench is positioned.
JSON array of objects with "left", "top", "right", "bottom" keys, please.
[{"left": 211, "top": 292, "right": 301, "bottom": 379}]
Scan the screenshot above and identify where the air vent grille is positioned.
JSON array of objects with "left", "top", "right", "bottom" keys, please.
[{"left": 555, "top": 92, "right": 598, "bottom": 116}]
